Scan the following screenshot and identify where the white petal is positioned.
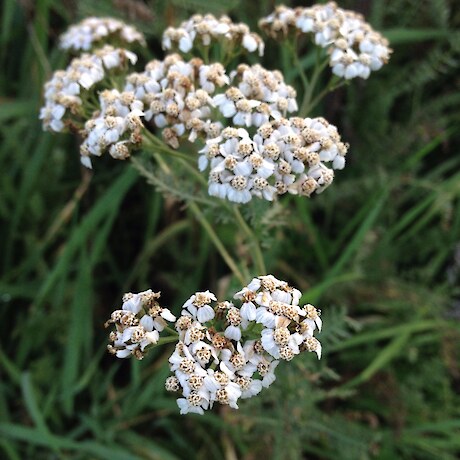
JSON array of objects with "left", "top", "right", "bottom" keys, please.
[
  {"left": 80, "top": 156, "right": 92, "bottom": 169},
  {"left": 116, "top": 348, "right": 132, "bottom": 358},
  {"left": 161, "top": 309, "right": 176, "bottom": 322},
  {"left": 197, "top": 305, "right": 215, "bottom": 323},
  {"left": 140, "top": 315, "right": 154, "bottom": 331},
  {"left": 179, "top": 35, "right": 193, "bottom": 53},
  {"left": 241, "top": 302, "right": 256, "bottom": 321},
  {"left": 224, "top": 325, "right": 242, "bottom": 341},
  {"left": 242, "top": 34, "right": 257, "bottom": 53}
]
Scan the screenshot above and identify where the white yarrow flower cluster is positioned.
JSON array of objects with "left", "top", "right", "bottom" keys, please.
[
  {"left": 106, "top": 290, "right": 176, "bottom": 360},
  {"left": 214, "top": 64, "right": 298, "bottom": 128},
  {"left": 198, "top": 116, "right": 348, "bottom": 203},
  {"left": 124, "top": 54, "right": 228, "bottom": 148},
  {"left": 60, "top": 17, "right": 146, "bottom": 51},
  {"left": 259, "top": 2, "right": 392, "bottom": 79},
  {"left": 80, "top": 89, "right": 144, "bottom": 168},
  {"left": 162, "top": 14, "right": 264, "bottom": 57},
  {"left": 40, "top": 46, "right": 137, "bottom": 132},
  {"left": 108, "top": 277, "right": 322, "bottom": 415}
]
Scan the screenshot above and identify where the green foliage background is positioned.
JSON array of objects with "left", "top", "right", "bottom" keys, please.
[{"left": 1, "top": 0, "right": 460, "bottom": 458}]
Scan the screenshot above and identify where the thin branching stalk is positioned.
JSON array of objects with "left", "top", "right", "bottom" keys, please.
[
  {"left": 188, "top": 201, "right": 246, "bottom": 284},
  {"left": 143, "top": 130, "right": 196, "bottom": 164},
  {"left": 305, "top": 78, "right": 348, "bottom": 114},
  {"left": 290, "top": 38, "right": 309, "bottom": 90},
  {"left": 299, "top": 51, "right": 330, "bottom": 116},
  {"left": 231, "top": 205, "right": 267, "bottom": 276}
]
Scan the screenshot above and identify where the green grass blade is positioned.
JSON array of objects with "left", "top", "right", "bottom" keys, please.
[
  {"left": 20, "top": 373, "right": 61, "bottom": 454},
  {"left": 34, "top": 167, "right": 137, "bottom": 308}
]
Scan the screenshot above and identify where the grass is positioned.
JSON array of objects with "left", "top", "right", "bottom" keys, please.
[{"left": 1, "top": 0, "right": 460, "bottom": 458}]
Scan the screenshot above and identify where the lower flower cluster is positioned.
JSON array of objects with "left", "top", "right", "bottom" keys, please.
[{"left": 106, "top": 275, "right": 322, "bottom": 415}]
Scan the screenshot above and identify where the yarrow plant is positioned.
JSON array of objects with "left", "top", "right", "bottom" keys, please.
[{"left": 40, "top": 5, "right": 391, "bottom": 414}]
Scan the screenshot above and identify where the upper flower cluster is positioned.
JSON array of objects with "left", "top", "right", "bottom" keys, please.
[
  {"left": 60, "top": 16, "right": 146, "bottom": 52},
  {"left": 162, "top": 13, "right": 264, "bottom": 57},
  {"left": 108, "top": 276, "right": 322, "bottom": 415},
  {"left": 41, "top": 9, "right": 357, "bottom": 201},
  {"left": 259, "top": 2, "right": 392, "bottom": 79}
]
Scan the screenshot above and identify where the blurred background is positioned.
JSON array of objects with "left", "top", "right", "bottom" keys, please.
[{"left": 1, "top": 0, "right": 460, "bottom": 458}]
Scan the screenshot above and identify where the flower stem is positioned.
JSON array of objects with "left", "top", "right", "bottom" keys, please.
[
  {"left": 289, "top": 37, "right": 309, "bottom": 90},
  {"left": 306, "top": 77, "right": 348, "bottom": 114},
  {"left": 143, "top": 131, "right": 209, "bottom": 187},
  {"left": 143, "top": 130, "right": 195, "bottom": 164},
  {"left": 299, "top": 51, "right": 330, "bottom": 116},
  {"left": 188, "top": 201, "right": 246, "bottom": 284},
  {"left": 231, "top": 205, "right": 266, "bottom": 276}
]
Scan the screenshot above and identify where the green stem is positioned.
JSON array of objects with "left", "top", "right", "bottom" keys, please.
[
  {"left": 290, "top": 38, "right": 309, "bottom": 90},
  {"left": 143, "top": 131, "right": 209, "bottom": 188},
  {"left": 140, "top": 132, "right": 254, "bottom": 283},
  {"left": 188, "top": 201, "right": 246, "bottom": 284},
  {"left": 306, "top": 78, "right": 348, "bottom": 114},
  {"left": 299, "top": 51, "right": 330, "bottom": 117},
  {"left": 143, "top": 130, "right": 195, "bottom": 164},
  {"left": 231, "top": 205, "right": 266, "bottom": 276}
]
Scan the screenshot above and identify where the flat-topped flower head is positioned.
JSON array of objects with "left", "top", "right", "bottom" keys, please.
[
  {"left": 199, "top": 117, "right": 347, "bottom": 203},
  {"left": 235, "top": 275, "right": 322, "bottom": 361},
  {"left": 60, "top": 17, "right": 146, "bottom": 52},
  {"left": 213, "top": 64, "right": 298, "bottom": 129},
  {"left": 259, "top": 2, "right": 392, "bottom": 79},
  {"left": 162, "top": 14, "right": 264, "bottom": 59}
]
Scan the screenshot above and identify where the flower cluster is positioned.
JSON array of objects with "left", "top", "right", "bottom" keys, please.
[
  {"left": 162, "top": 14, "right": 264, "bottom": 57},
  {"left": 259, "top": 2, "right": 392, "bottom": 79},
  {"left": 214, "top": 64, "right": 298, "bottom": 128},
  {"left": 40, "top": 46, "right": 137, "bottom": 132},
  {"left": 198, "top": 116, "right": 347, "bottom": 203},
  {"left": 80, "top": 89, "right": 144, "bottom": 168},
  {"left": 106, "top": 290, "right": 176, "bottom": 360},
  {"left": 60, "top": 17, "right": 146, "bottom": 51},
  {"left": 107, "top": 276, "right": 322, "bottom": 415},
  {"left": 125, "top": 54, "right": 227, "bottom": 148},
  {"left": 40, "top": 9, "right": 365, "bottom": 199}
]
